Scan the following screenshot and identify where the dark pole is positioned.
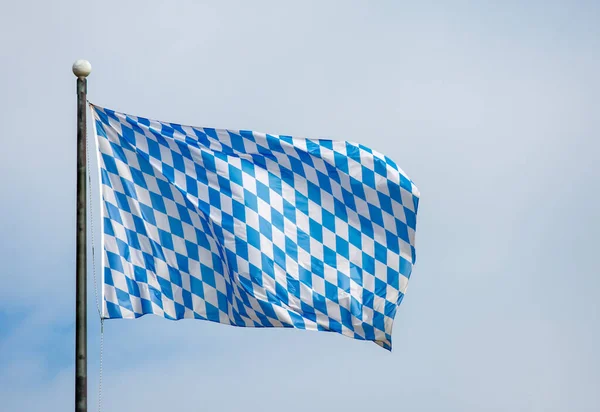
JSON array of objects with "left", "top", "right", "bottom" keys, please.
[{"left": 73, "top": 60, "right": 91, "bottom": 412}]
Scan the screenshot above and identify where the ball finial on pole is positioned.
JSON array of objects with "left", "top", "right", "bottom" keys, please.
[{"left": 72, "top": 60, "right": 92, "bottom": 78}]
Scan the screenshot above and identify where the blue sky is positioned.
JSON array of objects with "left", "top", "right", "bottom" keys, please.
[{"left": 1, "top": 1, "right": 599, "bottom": 410}]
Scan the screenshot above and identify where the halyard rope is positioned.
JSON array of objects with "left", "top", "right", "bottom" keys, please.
[{"left": 87, "top": 118, "right": 104, "bottom": 412}]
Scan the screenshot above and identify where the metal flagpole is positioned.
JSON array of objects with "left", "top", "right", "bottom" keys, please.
[{"left": 73, "top": 59, "right": 92, "bottom": 412}]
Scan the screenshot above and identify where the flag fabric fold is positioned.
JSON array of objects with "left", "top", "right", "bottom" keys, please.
[{"left": 91, "top": 104, "right": 420, "bottom": 350}]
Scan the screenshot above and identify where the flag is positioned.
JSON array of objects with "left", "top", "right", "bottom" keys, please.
[{"left": 91, "top": 104, "right": 420, "bottom": 350}]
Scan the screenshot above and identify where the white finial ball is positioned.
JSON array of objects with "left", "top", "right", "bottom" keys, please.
[{"left": 72, "top": 60, "right": 92, "bottom": 77}]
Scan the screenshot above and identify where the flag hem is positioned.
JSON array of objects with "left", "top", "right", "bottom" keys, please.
[{"left": 89, "top": 103, "right": 106, "bottom": 319}]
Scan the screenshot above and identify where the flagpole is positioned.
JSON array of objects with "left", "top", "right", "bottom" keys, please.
[{"left": 73, "top": 59, "right": 91, "bottom": 412}]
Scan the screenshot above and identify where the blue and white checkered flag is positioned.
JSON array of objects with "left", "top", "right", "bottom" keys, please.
[{"left": 91, "top": 104, "right": 420, "bottom": 350}]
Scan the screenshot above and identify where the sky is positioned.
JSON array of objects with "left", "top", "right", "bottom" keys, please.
[{"left": 0, "top": 0, "right": 599, "bottom": 411}]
